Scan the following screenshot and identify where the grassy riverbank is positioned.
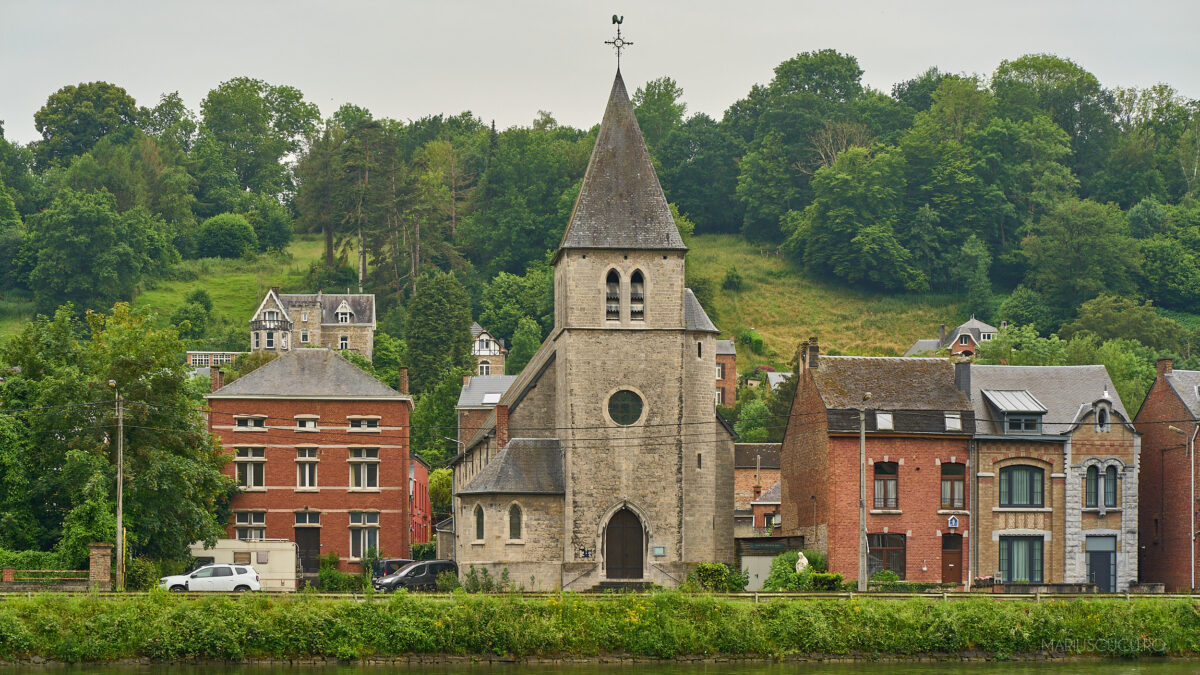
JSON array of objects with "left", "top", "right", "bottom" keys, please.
[{"left": 1, "top": 592, "right": 1198, "bottom": 662}]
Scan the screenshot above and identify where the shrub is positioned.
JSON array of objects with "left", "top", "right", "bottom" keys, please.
[
  {"left": 198, "top": 213, "right": 257, "bottom": 259},
  {"left": 737, "top": 328, "right": 765, "bottom": 355},
  {"left": 461, "top": 566, "right": 515, "bottom": 593},
  {"left": 870, "top": 569, "right": 900, "bottom": 583},
  {"left": 762, "top": 551, "right": 800, "bottom": 591},
  {"left": 0, "top": 549, "right": 66, "bottom": 570},
  {"left": 809, "top": 572, "right": 843, "bottom": 591},
  {"left": 800, "top": 549, "right": 827, "bottom": 573},
  {"left": 688, "top": 562, "right": 749, "bottom": 592},
  {"left": 411, "top": 542, "right": 435, "bottom": 561},
  {"left": 722, "top": 266, "right": 744, "bottom": 291},
  {"left": 124, "top": 557, "right": 158, "bottom": 591},
  {"left": 436, "top": 570, "right": 461, "bottom": 591},
  {"left": 317, "top": 552, "right": 366, "bottom": 592}
]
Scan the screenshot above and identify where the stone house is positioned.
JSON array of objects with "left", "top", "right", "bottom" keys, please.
[
  {"left": 456, "top": 374, "right": 517, "bottom": 445},
  {"left": 250, "top": 289, "right": 376, "bottom": 360},
  {"left": 733, "top": 442, "right": 781, "bottom": 535},
  {"left": 904, "top": 316, "right": 999, "bottom": 357},
  {"left": 447, "top": 70, "right": 735, "bottom": 590},
  {"left": 968, "top": 365, "right": 1140, "bottom": 591},
  {"left": 781, "top": 339, "right": 976, "bottom": 584},
  {"left": 471, "top": 322, "right": 507, "bottom": 375},
  {"left": 1136, "top": 358, "right": 1197, "bottom": 591},
  {"left": 716, "top": 339, "right": 736, "bottom": 406},
  {"left": 207, "top": 348, "right": 414, "bottom": 574}
]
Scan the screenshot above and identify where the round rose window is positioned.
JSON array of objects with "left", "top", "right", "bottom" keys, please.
[{"left": 608, "top": 390, "right": 644, "bottom": 426}]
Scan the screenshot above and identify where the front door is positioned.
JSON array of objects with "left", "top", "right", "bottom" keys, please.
[
  {"left": 941, "top": 534, "right": 962, "bottom": 584},
  {"left": 605, "top": 508, "right": 643, "bottom": 579},
  {"left": 295, "top": 528, "right": 321, "bottom": 574},
  {"left": 1089, "top": 551, "right": 1115, "bottom": 591}
]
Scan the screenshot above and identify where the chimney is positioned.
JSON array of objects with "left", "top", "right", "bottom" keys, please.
[
  {"left": 495, "top": 404, "right": 509, "bottom": 449},
  {"left": 1000, "top": 320, "right": 1009, "bottom": 330},
  {"left": 806, "top": 337, "right": 820, "bottom": 370},
  {"left": 397, "top": 367, "right": 409, "bottom": 395},
  {"left": 211, "top": 367, "right": 224, "bottom": 393},
  {"left": 752, "top": 454, "right": 762, "bottom": 499},
  {"left": 463, "top": 374, "right": 471, "bottom": 387},
  {"left": 938, "top": 324, "right": 947, "bottom": 343},
  {"left": 954, "top": 359, "right": 971, "bottom": 398},
  {"left": 270, "top": 286, "right": 279, "bottom": 295},
  {"left": 1157, "top": 358, "right": 1173, "bottom": 380}
]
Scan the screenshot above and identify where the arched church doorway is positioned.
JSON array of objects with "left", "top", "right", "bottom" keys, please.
[{"left": 605, "top": 508, "right": 644, "bottom": 579}]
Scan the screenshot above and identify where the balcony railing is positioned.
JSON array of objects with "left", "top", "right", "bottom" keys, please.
[{"left": 250, "top": 318, "right": 293, "bottom": 332}]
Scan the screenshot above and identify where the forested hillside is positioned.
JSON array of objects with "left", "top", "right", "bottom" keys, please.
[{"left": 2, "top": 51, "right": 1200, "bottom": 437}]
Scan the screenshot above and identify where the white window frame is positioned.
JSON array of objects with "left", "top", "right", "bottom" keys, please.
[
  {"left": 959, "top": 335, "right": 969, "bottom": 346},
  {"left": 265, "top": 332, "right": 275, "bottom": 349},
  {"left": 234, "top": 447, "right": 266, "bottom": 490},
  {"left": 479, "top": 360, "right": 491, "bottom": 376},
  {"left": 294, "top": 511, "right": 320, "bottom": 526},
  {"left": 716, "top": 388, "right": 725, "bottom": 405},
  {"left": 337, "top": 312, "right": 351, "bottom": 324},
  {"left": 294, "top": 415, "right": 319, "bottom": 432},
  {"left": 876, "top": 411, "right": 894, "bottom": 430},
  {"left": 301, "top": 312, "right": 308, "bottom": 322},
  {"left": 300, "top": 329, "right": 310, "bottom": 343},
  {"left": 349, "top": 448, "right": 379, "bottom": 490},
  {"left": 945, "top": 412, "right": 963, "bottom": 431},
  {"left": 348, "top": 416, "right": 381, "bottom": 432},
  {"left": 339, "top": 335, "right": 349, "bottom": 350},
  {"left": 234, "top": 511, "right": 266, "bottom": 540},
  {"left": 253, "top": 333, "right": 260, "bottom": 349},
  {"left": 348, "top": 511, "right": 379, "bottom": 559},
  {"left": 234, "top": 415, "right": 267, "bottom": 431},
  {"left": 296, "top": 447, "right": 318, "bottom": 489},
  {"left": 716, "top": 363, "right": 725, "bottom": 380}
]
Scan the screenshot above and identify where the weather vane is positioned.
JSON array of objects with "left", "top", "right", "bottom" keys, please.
[{"left": 605, "top": 15, "right": 633, "bottom": 68}]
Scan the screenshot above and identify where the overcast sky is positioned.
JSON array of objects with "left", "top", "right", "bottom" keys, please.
[{"left": 3, "top": 1, "right": 1198, "bottom": 144}]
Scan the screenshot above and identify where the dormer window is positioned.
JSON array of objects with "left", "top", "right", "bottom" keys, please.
[
  {"left": 1006, "top": 415, "right": 1041, "bottom": 434},
  {"left": 337, "top": 311, "right": 351, "bottom": 323},
  {"left": 980, "top": 333, "right": 993, "bottom": 341},
  {"left": 876, "top": 411, "right": 894, "bottom": 430},
  {"left": 1097, "top": 406, "right": 1110, "bottom": 432},
  {"left": 264, "top": 310, "right": 280, "bottom": 321},
  {"left": 958, "top": 335, "right": 970, "bottom": 346},
  {"left": 605, "top": 270, "right": 620, "bottom": 321},
  {"left": 944, "top": 412, "right": 962, "bottom": 431},
  {"left": 630, "top": 271, "right": 645, "bottom": 322}
]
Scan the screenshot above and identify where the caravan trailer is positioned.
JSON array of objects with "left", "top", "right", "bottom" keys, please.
[{"left": 189, "top": 539, "right": 298, "bottom": 591}]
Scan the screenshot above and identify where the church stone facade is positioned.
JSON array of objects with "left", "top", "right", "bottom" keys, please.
[{"left": 449, "top": 70, "right": 734, "bottom": 590}]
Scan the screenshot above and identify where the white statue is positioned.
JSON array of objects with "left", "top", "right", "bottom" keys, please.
[{"left": 795, "top": 551, "right": 809, "bottom": 573}]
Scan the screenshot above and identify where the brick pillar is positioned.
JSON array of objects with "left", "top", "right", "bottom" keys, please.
[
  {"left": 1, "top": 567, "right": 13, "bottom": 583},
  {"left": 211, "top": 367, "right": 224, "bottom": 392},
  {"left": 398, "top": 367, "right": 409, "bottom": 395},
  {"left": 1157, "top": 358, "right": 1173, "bottom": 379},
  {"left": 89, "top": 542, "right": 112, "bottom": 591}
]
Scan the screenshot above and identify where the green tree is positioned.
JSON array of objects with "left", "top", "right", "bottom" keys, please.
[
  {"left": 199, "top": 77, "right": 320, "bottom": 196},
  {"left": 735, "top": 131, "right": 794, "bottom": 242},
  {"left": 997, "top": 285, "right": 1056, "bottom": 335},
  {"left": 139, "top": 91, "right": 198, "bottom": 151},
  {"left": 478, "top": 264, "right": 554, "bottom": 341},
  {"left": 506, "top": 316, "right": 542, "bottom": 375},
  {"left": 198, "top": 213, "right": 258, "bottom": 259},
  {"left": 33, "top": 82, "right": 139, "bottom": 167},
  {"left": 633, "top": 76, "right": 686, "bottom": 151},
  {"left": 734, "top": 399, "right": 771, "bottom": 443},
  {"left": 1021, "top": 197, "right": 1139, "bottom": 317},
  {"left": 169, "top": 302, "right": 209, "bottom": 340},
  {"left": 428, "top": 467, "right": 452, "bottom": 514},
  {"left": 25, "top": 189, "right": 176, "bottom": 314},
  {"left": 1059, "top": 294, "right": 1186, "bottom": 352},
  {"left": 0, "top": 304, "right": 235, "bottom": 562},
  {"left": 656, "top": 113, "right": 744, "bottom": 233},
  {"left": 240, "top": 192, "right": 293, "bottom": 252},
  {"left": 405, "top": 270, "right": 472, "bottom": 394},
  {"left": 410, "top": 366, "right": 469, "bottom": 465},
  {"left": 957, "top": 235, "right": 995, "bottom": 320}
]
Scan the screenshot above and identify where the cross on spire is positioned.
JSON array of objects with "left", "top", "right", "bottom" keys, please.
[{"left": 605, "top": 15, "right": 633, "bottom": 68}]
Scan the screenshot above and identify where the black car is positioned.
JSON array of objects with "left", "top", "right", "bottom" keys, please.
[
  {"left": 373, "top": 560, "right": 457, "bottom": 592},
  {"left": 372, "top": 558, "right": 414, "bottom": 578}
]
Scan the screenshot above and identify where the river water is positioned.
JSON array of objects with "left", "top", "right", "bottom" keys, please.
[{"left": 3, "top": 663, "right": 1197, "bottom": 674}]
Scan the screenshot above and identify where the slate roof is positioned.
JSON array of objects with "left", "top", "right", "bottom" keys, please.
[
  {"left": 207, "top": 348, "right": 405, "bottom": 399},
  {"left": 812, "top": 356, "right": 971, "bottom": 411},
  {"left": 766, "top": 372, "right": 792, "bottom": 391},
  {"left": 684, "top": 289, "right": 719, "bottom": 333},
  {"left": 457, "top": 438, "right": 564, "bottom": 495},
  {"left": 734, "top": 443, "right": 781, "bottom": 469},
  {"left": 902, "top": 339, "right": 941, "bottom": 357},
  {"left": 557, "top": 71, "right": 687, "bottom": 254},
  {"left": 940, "top": 316, "right": 997, "bottom": 349},
  {"left": 969, "top": 365, "right": 1127, "bottom": 435},
  {"left": 457, "top": 375, "right": 518, "bottom": 408},
  {"left": 716, "top": 339, "right": 736, "bottom": 355},
  {"left": 982, "top": 389, "right": 1047, "bottom": 414},
  {"left": 752, "top": 480, "right": 781, "bottom": 505},
  {"left": 1164, "top": 369, "right": 1200, "bottom": 418},
  {"left": 277, "top": 293, "right": 375, "bottom": 325},
  {"left": 470, "top": 322, "right": 485, "bottom": 338}
]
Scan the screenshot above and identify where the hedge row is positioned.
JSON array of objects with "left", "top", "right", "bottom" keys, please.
[
  {"left": 0, "top": 550, "right": 65, "bottom": 570},
  {"left": 1, "top": 592, "right": 1198, "bottom": 662}
]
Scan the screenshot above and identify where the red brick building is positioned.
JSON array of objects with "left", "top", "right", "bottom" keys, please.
[
  {"left": 410, "top": 454, "right": 432, "bottom": 545},
  {"left": 207, "top": 348, "right": 415, "bottom": 574},
  {"left": 904, "top": 316, "right": 999, "bottom": 357},
  {"left": 1136, "top": 358, "right": 1199, "bottom": 591},
  {"left": 781, "top": 339, "right": 975, "bottom": 584},
  {"left": 716, "top": 339, "right": 737, "bottom": 406},
  {"left": 733, "top": 442, "right": 780, "bottom": 535}
]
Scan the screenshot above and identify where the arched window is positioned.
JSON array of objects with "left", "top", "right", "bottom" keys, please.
[
  {"left": 1097, "top": 406, "right": 1110, "bottom": 432},
  {"left": 999, "top": 465, "right": 1044, "bottom": 507},
  {"left": 479, "top": 360, "right": 491, "bottom": 376},
  {"left": 474, "top": 504, "right": 484, "bottom": 541},
  {"left": 1085, "top": 465, "right": 1098, "bottom": 507},
  {"left": 630, "top": 271, "right": 645, "bottom": 321},
  {"left": 509, "top": 503, "right": 522, "bottom": 540},
  {"left": 1104, "top": 466, "right": 1118, "bottom": 507},
  {"left": 605, "top": 270, "right": 621, "bottom": 321}
]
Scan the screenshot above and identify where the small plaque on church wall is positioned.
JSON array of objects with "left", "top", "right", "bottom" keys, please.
[{"left": 652, "top": 546, "right": 666, "bottom": 557}]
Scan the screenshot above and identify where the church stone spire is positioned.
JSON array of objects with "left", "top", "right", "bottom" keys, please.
[{"left": 557, "top": 71, "right": 687, "bottom": 254}]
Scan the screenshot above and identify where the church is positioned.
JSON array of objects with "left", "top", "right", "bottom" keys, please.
[{"left": 447, "top": 69, "right": 735, "bottom": 590}]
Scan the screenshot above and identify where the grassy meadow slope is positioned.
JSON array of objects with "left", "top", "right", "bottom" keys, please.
[{"left": 686, "top": 234, "right": 963, "bottom": 370}]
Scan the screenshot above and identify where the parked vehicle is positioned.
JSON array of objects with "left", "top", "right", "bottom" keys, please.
[
  {"left": 159, "top": 563, "right": 262, "bottom": 592},
  {"left": 188, "top": 538, "right": 298, "bottom": 591},
  {"left": 373, "top": 560, "right": 457, "bottom": 592},
  {"left": 372, "top": 557, "right": 414, "bottom": 578}
]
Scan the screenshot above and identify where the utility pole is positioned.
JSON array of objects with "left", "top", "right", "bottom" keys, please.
[
  {"left": 110, "top": 380, "right": 124, "bottom": 592},
  {"left": 858, "top": 391, "right": 872, "bottom": 592}
]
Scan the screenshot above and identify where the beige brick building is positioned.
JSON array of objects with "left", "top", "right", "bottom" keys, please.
[
  {"left": 250, "top": 290, "right": 376, "bottom": 360},
  {"left": 447, "top": 70, "right": 735, "bottom": 590}
]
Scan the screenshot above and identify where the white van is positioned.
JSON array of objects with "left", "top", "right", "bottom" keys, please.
[{"left": 188, "top": 539, "right": 298, "bottom": 592}]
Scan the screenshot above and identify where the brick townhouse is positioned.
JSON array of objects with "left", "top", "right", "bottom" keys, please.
[
  {"left": 1136, "top": 358, "right": 1198, "bottom": 591},
  {"left": 969, "top": 365, "right": 1139, "bottom": 591},
  {"left": 716, "top": 339, "right": 736, "bottom": 406},
  {"left": 207, "top": 348, "right": 415, "bottom": 574},
  {"left": 733, "top": 442, "right": 780, "bottom": 535},
  {"left": 781, "top": 338, "right": 975, "bottom": 584}
]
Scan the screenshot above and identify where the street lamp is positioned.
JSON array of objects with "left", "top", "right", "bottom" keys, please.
[
  {"left": 858, "top": 391, "right": 872, "bottom": 593},
  {"left": 1169, "top": 424, "right": 1198, "bottom": 590},
  {"left": 109, "top": 379, "right": 124, "bottom": 592}
]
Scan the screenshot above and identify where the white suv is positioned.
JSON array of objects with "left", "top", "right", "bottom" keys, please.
[{"left": 159, "top": 563, "right": 261, "bottom": 592}]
